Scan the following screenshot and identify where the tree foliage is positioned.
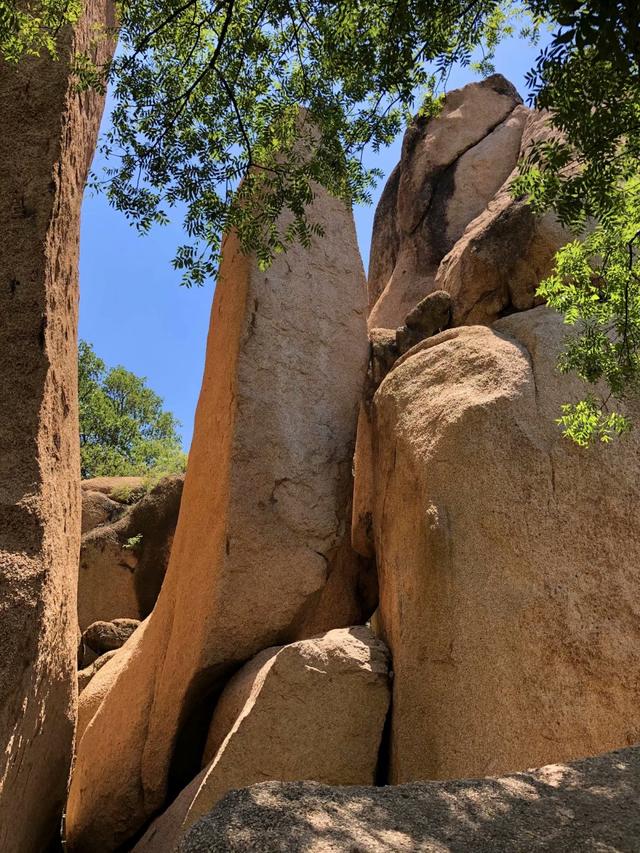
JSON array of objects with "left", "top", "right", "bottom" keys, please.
[
  {"left": 512, "top": 1, "right": 640, "bottom": 444},
  {"left": 79, "top": 340, "right": 186, "bottom": 479},
  {"left": 4, "top": 0, "right": 640, "bottom": 445}
]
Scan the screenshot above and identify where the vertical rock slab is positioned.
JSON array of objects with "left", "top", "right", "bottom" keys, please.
[
  {"left": 133, "top": 627, "right": 390, "bottom": 852},
  {"left": 67, "top": 194, "right": 369, "bottom": 850},
  {"left": 372, "top": 307, "right": 640, "bottom": 783},
  {"left": 0, "top": 6, "right": 114, "bottom": 851}
]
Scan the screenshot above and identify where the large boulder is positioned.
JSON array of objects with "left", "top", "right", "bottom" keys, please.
[
  {"left": 67, "top": 191, "right": 371, "bottom": 850},
  {"left": 134, "top": 627, "right": 390, "bottom": 852},
  {"left": 77, "top": 474, "right": 183, "bottom": 630},
  {"left": 179, "top": 745, "right": 640, "bottom": 852},
  {"left": 435, "top": 110, "right": 571, "bottom": 325},
  {"left": 0, "top": 5, "right": 114, "bottom": 851},
  {"left": 369, "top": 307, "right": 640, "bottom": 783},
  {"left": 368, "top": 75, "right": 525, "bottom": 329}
]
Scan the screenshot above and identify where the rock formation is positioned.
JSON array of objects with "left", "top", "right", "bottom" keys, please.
[
  {"left": 434, "top": 110, "right": 571, "bottom": 325},
  {"left": 67, "top": 192, "right": 371, "bottom": 850},
  {"left": 0, "top": 4, "right": 115, "bottom": 850},
  {"left": 78, "top": 474, "right": 184, "bottom": 629},
  {"left": 370, "top": 307, "right": 640, "bottom": 781},
  {"left": 81, "top": 488, "right": 123, "bottom": 533},
  {"left": 368, "top": 75, "right": 526, "bottom": 328},
  {"left": 180, "top": 745, "right": 640, "bottom": 852},
  {"left": 367, "top": 77, "right": 572, "bottom": 331},
  {"left": 135, "top": 627, "right": 390, "bottom": 851}
]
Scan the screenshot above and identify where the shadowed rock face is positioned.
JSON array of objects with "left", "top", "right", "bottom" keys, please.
[
  {"left": 67, "top": 191, "right": 371, "bottom": 852},
  {"left": 0, "top": 5, "right": 114, "bottom": 851},
  {"left": 371, "top": 308, "right": 640, "bottom": 782},
  {"left": 179, "top": 745, "right": 640, "bottom": 853},
  {"left": 78, "top": 475, "right": 184, "bottom": 630}
]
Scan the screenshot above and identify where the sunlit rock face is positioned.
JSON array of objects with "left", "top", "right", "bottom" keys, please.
[
  {"left": 0, "top": 4, "right": 115, "bottom": 851},
  {"left": 179, "top": 745, "right": 640, "bottom": 853},
  {"left": 133, "top": 627, "right": 390, "bottom": 852},
  {"left": 372, "top": 308, "right": 640, "bottom": 782},
  {"left": 67, "top": 187, "right": 373, "bottom": 851},
  {"left": 367, "top": 75, "right": 571, "bottom": 331}
]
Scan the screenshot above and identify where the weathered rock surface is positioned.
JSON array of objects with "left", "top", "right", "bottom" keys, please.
[
  {"left": 179, "top": 745, "right": 640, "bottom": 853},
  {"left": 67, "top": 191, "right": 371, "bottom": 850},
  {"left": 81, "top": 475, "right": 146, "bottom": 502},
  {"left": 81, "top": 488, "right": 123, "bottom": 533},
  {"left": 134, "top": 627, "right": 390, "bottom": 852},
  {"left": 75, "top": 621, "right": 146, "bottom": 744},
  {"left": 368, "top": 76, "right": 525, "bottom": 329},
  {"left": 435, "top": 110, "right": 571, "bottom": 325},
  {"left": 78, "top": 650, "right": 118, "bottom": 694},
  {"left": 0, "top": 4, "right": 114, "bottom": 850},
  {"left": 78, "top": 474, "right": 183, "bottom": 630},
  {"left": 371, "top": 307, "right": 640, "bottom": 783},
  {"left": 83, "top": 618, "right": 140, "bottom": 655}
]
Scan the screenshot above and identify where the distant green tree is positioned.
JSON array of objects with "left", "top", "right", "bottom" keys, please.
[{"left": 78, "top": 340, "right": 186, "bottom": 479}]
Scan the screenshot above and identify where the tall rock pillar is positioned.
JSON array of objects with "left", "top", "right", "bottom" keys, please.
[
  {"left": 0, "top": 5, "right": 115, "bottom": 850},
  {"left": 67, "top": 192, "right": 371, "bottom": 850}
]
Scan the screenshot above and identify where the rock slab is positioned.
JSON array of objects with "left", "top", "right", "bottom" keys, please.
[
  {"left": 371, "top": 307, "right": 640, "bottom": 783},
  {"left": 179, "top": 745, "right": 640, "bottom": 853},
  {"left": 67, "top": 191, "right": 370, "bottom": 850},
  {"left": 135, "top": 627, "right": 390, "bottom": 851},
  {"left": 0, "top": 5, "right": 114, "bottom": 851}
]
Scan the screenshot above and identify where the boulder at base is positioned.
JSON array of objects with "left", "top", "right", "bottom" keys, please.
[
  {"left": 0, "top": 3, "right": 114, "bottom": 850},
  {"left": 134, "top": 627, "right": 390, "bottom": 852},
  {"left": 371, "top": 307, "right": 640, "bottom": 783},
  {"left": 67, "top": 189, "right": 371, "bottom": 851},
  {"left": 179, "top": 746, "right": 640, "bottom": 853}
]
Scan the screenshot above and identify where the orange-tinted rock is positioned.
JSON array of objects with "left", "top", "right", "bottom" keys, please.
[
  {"left": 134, "top": 627, "right": 390, "bottom": 852},
  {"left": 372, "top": 308, "right": 640, "bottom": 782},
  {"left": 368, "top": 76, "right": 524, "bottom": 328},
  {"left": 67, "top": 191, "right": 370, "bottom": 850},
  {"left": 0, "top": 5, "right": 114, "bottom": 850},
  {"left": 435, "top": 111, "right": 571, "bottom": 326}
]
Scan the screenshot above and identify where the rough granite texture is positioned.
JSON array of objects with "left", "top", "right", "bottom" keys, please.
[
  {"left": 368, "top": 75, "right": 525, "bottom": 329},
  {"left": 371, "top": 307, "right": 640, "bottom": 782},
  {"left": 134, "top": 627, "right": 390, "bottom": 852},
  {"left": 179, "top": 746, "right": 640, "bottom": 852},
  {"left": 67, "top": 191, "right": 373, "bottom": 851},
  {"left": 0, "top": 5, "right": 114, "bottom": 851}
]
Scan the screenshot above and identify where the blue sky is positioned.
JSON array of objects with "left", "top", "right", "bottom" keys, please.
[{"left": 79, "top": 33, "right": 549, "bottom": 450}]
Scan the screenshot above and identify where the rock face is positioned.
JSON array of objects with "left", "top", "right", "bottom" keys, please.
[
  {"left": 434, "top": 110, "right": 571, "bottom": 325},
  {"left": 83, "top": 618, "right": 140, "bottom": 656},
  {"left": 81, "top": 489, "right": 123, "bottom": 533},
  {"left": 180, "top": 745, "right": 640, "bottom": 853},
  {"left": 371, "top": 307, "right": 640, "bottom": 782},
  {"left": 78, "top": 650, "right": 118, "bottom": 694},
  {"left": 78, "top": 474, "right": 183, "bottom": 630},
  {"left": 135, "top": 627, "right": 390, "bottom": 852},
  {"left": 368, "top": 75, "right": 525, "bottom": 329},
  {"left": 67, "top": 192, "right": 370, "bottom": 850},
  {"left": 0, "top": 5, "right": 114, "bottom": 851}
]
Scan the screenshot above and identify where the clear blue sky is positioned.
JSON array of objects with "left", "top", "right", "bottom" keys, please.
[{"left": 79, "top": 34, "right": 549, "bottom": 450}]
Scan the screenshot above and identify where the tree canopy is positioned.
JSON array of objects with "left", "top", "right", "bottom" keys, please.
[
  {"left": 79, "top": 340, "right": 186, "bottom": 479},
  {"left": 3, "top": 0, "right": 640, "bottom": 444}
]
